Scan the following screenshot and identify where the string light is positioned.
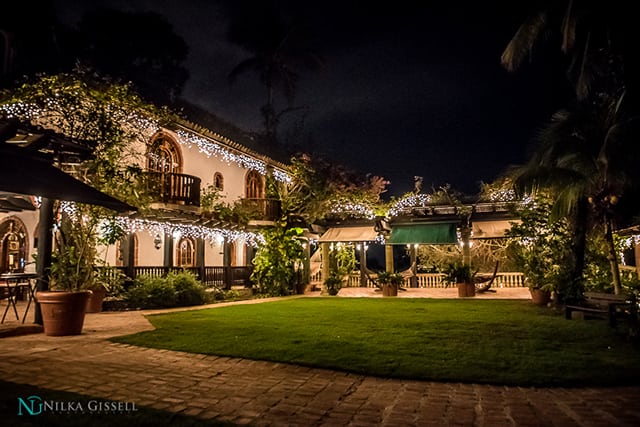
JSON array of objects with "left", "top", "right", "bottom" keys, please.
[
  {"left": 387, "top": 194, "right": 432, "bottom": 217},
  {"left": 176, "top": 130, "right": 291, "bottom": 183},
  {"left": 487, "top": 188, "right": 517, "bottom": 202},
  {"left": 112, "top": 217, "right": 265, "bottom": 247},
  {"left": 60, "top": 202, "right": 264, "bottom": 247},
  {"left": 329, "top": 202, "right": 375, "bottom": 219}
]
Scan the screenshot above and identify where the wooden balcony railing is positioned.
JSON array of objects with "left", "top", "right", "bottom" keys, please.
[
  {"left": 238, "top": 198, "right": 281, "bottom": 221},
  {"left": 145, "top": 172, "right": 201, "bottom": 207}
]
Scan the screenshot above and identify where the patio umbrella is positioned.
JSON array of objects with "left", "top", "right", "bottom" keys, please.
[{"left": 0, "top": 145, "right": 136, "bottom": 213}]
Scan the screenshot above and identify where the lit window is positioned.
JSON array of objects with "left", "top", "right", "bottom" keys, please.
[{"left": 214, "top": 172, "right": 224, "bottom": 191}]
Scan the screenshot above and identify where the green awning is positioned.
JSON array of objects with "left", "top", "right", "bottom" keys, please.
[{"left": 388, "top": 222, "right": 458, "bottom": 244}]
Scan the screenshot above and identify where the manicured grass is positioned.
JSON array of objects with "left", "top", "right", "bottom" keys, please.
[
  {"left": 0, "top": 380, "right": 232, "bottom": 427},
  {"left": 112, "top": 298, "right": 640, "bottom": 387}
]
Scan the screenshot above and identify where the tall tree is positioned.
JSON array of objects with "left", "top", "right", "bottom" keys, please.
[
  {"left": 225, "top": 1, "right": 323, "bottom": 144},
  {"left": 501, "top": 0, "right": 638, "bottom": 110},
  {"left": 73, "top": 8, "right": 189, "bottom": 106},
  {"left": 511, "top": 94, "right": 640, "bottom": 295}
]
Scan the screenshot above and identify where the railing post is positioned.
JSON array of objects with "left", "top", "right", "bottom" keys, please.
[
  {"left": 163, "top": 232, "right": 173, "bottom": 268},
  {"left": 196, "top": 238, "right": 205, "bottom": 282}
]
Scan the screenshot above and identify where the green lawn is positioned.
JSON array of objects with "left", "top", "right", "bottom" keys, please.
[{"left": 112, "top": 298, "right": 640, "bottom": 387}]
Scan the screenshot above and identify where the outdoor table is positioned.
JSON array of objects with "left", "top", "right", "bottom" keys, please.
[{"left": 0, "top": 272, "right": 38, "bottom": 324}]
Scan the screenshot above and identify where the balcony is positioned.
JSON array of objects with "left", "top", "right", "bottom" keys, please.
[
  {"left": 239, "top": 198, "right": 281, "bottom": 222},
  {"left": 145, "top": 172, "right": 201, "bottom": 207}
]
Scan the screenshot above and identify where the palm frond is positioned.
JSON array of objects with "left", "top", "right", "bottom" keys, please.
[
  {"left": 501, "top": 11, "right": 548, "bottom": 72},
  {"left": 575, "top": 32, "right": 592, "bottom": 100},
  {"left": 560, "top": 0, "right": 576, "bottom": 52}
]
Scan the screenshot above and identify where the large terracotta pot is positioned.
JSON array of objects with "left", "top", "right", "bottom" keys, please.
[
  {"left": 530, "top": 288, "right": 551, "bottom": 305},
  {"left": 466, "top": 283, "right": 476, "bottom": 297},
  {"left": 86, "top": 287, "right": 107, "bottom": 313},
  {"left": 384, "top": 284, "right": 398, "bottom": 297},
  {"left": 37, "top": 291, "right": 92, "bottom": 336},
  {"left": 382, "top": 284, "right": 398, "bottom": 297},
  {"left": 457, "top": 282, "right": 475, "bottom": 297}
]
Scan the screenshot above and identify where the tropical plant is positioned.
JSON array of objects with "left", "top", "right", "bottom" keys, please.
[
  {"left": 275, "top": 153, "right": 388, "bottom": 225},
  {"left": 378, "top": 272, "right": 404, "bottom": 287},
  {"left": 442, "top": 262, "right": 477, "bottom": 286},
  {"left": 509, "top": 94, "right": 640, "bottom": 295},
  {"left": 506, "top": 192, "right": 573, "bottom": 297},
  {"left": 323, "top": 273, "right": 343, "bottom": 295},
  {"left": 500, "top": 1, "right": 635, "bottom": 103},
  {"left": 251, "top": 226, "right": 305, "bottom": 296},
  {"left": 332, "top": 244, "right": 357, "bottom": 277}
]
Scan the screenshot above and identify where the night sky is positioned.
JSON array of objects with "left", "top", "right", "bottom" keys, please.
[{"left": 54, "top": 0, "right": 572, "bottom": 197}]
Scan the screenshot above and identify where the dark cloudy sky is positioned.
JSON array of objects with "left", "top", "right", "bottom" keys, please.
[{"left": 54, "top": 0, "right": 572, "bottom": 197}]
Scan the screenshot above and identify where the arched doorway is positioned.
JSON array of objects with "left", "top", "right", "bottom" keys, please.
[
  {"left": 177, "top": 237, "right": 196, "bottom": 267},
  {"left": 147, "top": 132, "right": 182, "bottom": 173},
  {"left": 245, "top": 170, "right": 264, "bottom": 199}
]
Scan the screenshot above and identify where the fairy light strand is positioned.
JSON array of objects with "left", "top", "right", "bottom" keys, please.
[
  {"left": 60, "top": 202, "right": 264, "bottom": 247},
  {"left": 176, "top": 129, "right": 291, "bottom": 183}
]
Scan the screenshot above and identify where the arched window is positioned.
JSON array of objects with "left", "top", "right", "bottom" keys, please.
[
  {"left": 177, "top": 237, "right": 196, "bottom": 267},
  {"left": 245, "top": 170, "right": 264, "bottom": 199},
  {"left": 0, "top": 217, "right": 28, "bottom": 273},
  {"left": 214, "top": 172, "right": 224, "bottom": 191},
  {"left": 147, "top": 132, "right": 182, "bottom": 173}
]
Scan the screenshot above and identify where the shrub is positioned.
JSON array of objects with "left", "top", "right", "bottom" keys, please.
[
  {"left": 169, "top": 271, "right": 208, "bottom": 306},
  {"left": 125, "top": 271, "right": 209, "bottom": 309}
]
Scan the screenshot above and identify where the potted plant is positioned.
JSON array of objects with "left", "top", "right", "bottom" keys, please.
[
  {"left": 443, "top": 262, "right": 477, "bottom": 297},
  {"left": 86, "top": 265, "right": 127, "bottom": 313},
  {"left": 36, "top": 209, "right": 104, "bottom": 336},
  {"left": 377, "top": 271, "right": 403, "bottom": 297},
  {"left": 324, "top": 273, "right": 343, "bottom": 296},
  {"left": 37, "top": 244, "right": 94, "bottom": 336}
]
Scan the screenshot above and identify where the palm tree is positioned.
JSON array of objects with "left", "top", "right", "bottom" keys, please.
[
  {"left": 511, "top": 93, "right": 640, "bottom": 295},
  {"left": 501, "top": 0, "right": 637, "bottom": 109},
  {"left": 226, "top": 4, "right": 323, "bottom": 144}
]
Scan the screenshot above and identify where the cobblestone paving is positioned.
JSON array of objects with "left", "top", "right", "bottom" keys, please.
[{"left": 1, "top": 297, "right": 639, "bottom": 426}]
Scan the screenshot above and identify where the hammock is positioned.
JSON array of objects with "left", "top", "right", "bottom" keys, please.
[{"left": 474, "top": 261, "right": 499, "bottom": 293}]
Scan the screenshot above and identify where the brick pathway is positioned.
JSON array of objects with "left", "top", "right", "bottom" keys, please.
[{"left": 1, "top": 296, "right": 639, "bottom": 426}]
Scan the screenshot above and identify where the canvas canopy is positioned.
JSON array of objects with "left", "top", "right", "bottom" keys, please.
[
  {"left": 318, "top": 226, "right": 378, "bottom": 242},
  {"left": 471, "top": 220, "right": 518, "bottom": 239},
  {"left": 388, "top": 222, "right": 458, "bottom": 244}
]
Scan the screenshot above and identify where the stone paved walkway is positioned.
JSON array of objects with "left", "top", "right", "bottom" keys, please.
[{"left": 1, "top": 294, "right": 640, "bottom": 426}]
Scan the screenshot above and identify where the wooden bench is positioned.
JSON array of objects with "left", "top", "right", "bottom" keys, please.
[{"left": 565, "top": 292, "right": 637, "bottom": 327}]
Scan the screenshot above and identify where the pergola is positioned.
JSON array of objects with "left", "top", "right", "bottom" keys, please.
[
  {"left": 315, "top": 201, "right": 520, "bottom": 287},
  {"left": 1, "top": 119, "right": 135, "bottom": 324}
]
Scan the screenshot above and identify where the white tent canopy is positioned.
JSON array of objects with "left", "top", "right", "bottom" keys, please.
[
  {"left": 318, "top": 226, "right": 378, "bottom": 242},
  {"left": 471, "top": 219, "right": 519, "bottom": 239}
]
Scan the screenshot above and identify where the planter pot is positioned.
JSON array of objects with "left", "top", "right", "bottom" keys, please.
[
  {"left": 457, "top": 282, "right": 475, "bottom": 297},
  {"left": 37, "top": 291, "right": 92, "bottom": 336},
  {"left": 85, "top": 287, "right": 107, "bottom": 313},
  {"left": 327, "top": 287, "right": 339, "bottom": 296},
  {"left": 530, "top": 288, "right": 551, "bottom": 305},
  {"left": 466, "top": 282, "right": 476, "bottom": 297},
  {"left": 457, "top": 283, "right": 467, "bottom": 297},
  {"left": 382, "top": 284, "right": 398, "bottom": 297}
]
